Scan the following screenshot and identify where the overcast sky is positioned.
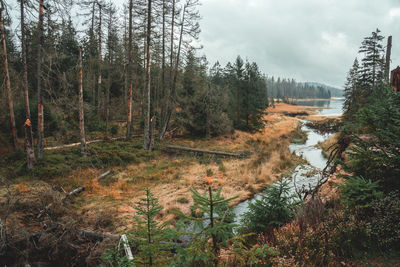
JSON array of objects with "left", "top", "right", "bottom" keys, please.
[
  {"left": 195, "top": 0, "right": 400, "bottom": 88},
  {"left": 9, "top": 0, "right": 400, "bottom": 88}
]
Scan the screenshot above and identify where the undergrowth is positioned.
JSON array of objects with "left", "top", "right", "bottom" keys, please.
[{"left": 0, "top": 140, "right": 158, "bottom": 179}]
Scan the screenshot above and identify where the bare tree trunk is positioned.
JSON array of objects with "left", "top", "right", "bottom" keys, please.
[
  {"left": 126, "top": 0, "right": 134, "bottom": 140},
  {"left": 159, "top": 3, "right": 185, "bottom": 140},
  {"left": 97, "top": 3, "right": 102, "bottom": 116},
  {"left": 159, "top": 0, "right": 175, "bottom": 140},
  {"left": 105, "top": 6, "right": 112, "bottom": 137},
  {"left": 385, "top": 36, "right": 392, "bottom": 83},
  {"left": 20, "top": 0, "right": 35, "bottom": 169},
  {"left": 0, "top": 2, "right": 18, "bottom": 151},
  {"left": 78, "top": 48, "right": 86, "bottom": 155},
  {"left": 143, "top": 0, "right": 152, "bottom": 150},
  {"left": 91, "top": 1, "right": 96, "bottom": 106},
  {"left": 37, "top": 0, "right": 45, "bottom": 159}
]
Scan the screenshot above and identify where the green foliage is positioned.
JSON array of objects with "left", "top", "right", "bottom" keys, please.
[
  {"left": 101, "top": 247, "right": 134, "bottom": 267},
  {"left": 130, "top": 188, "right": 175, "bottom": 266},
  {"left": 339, "top": 176, "right": 383, "bottom": 216},
  {"left": 177, "top": 50, "right": 233, "bottom": 137},
  {"left": 343, "top": 87, "right": 400, "bottom": 190},
  {"left": 0, "top": 140, "right": 156, "bottom": 179},
  {"left": 174, "top": 186, "right": 237, "bottom": 266},
  {"left": 227, "top": 237, "right": 280, "bottom": 266},
  {"left": 343, "top": 29, "right": 385, "bottom": 121},
  {"left": 368, "top": 191, "right": 400, "bottom": 251},
  {"left": 224, "top": 56, "right": 269, "bottom": 131},
  {"left": 240, "top": 180, "right": 300, "bottom": 236},
  {"left": 110, "top": 125, "right": 119, "bottom": 136}
]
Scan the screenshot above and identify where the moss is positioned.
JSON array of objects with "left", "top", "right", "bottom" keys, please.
[{"left": 0, "top": 140, "right": 157, "bottom": 180}]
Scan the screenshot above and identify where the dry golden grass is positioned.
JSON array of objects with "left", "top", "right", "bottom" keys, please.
[
  {"left": 3, "top": 104, "right": 310, "bottom": 232},
  {"left": 267, "top": 102, "right": 321, "bottom": 115},
  {"left": 299, "top": 115, "right": 341, "bottom": 122},
  {"left": 69, "top": 111, "right": 304, "bottom": 230}
]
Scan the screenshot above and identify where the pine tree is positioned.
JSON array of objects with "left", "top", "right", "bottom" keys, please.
[
  {"left": 130, "top": 188, "right": 174, "bottom": 266},
  {"left": 343, "top": 58, "right": 360, "bottom": 121},
  {"left": 358, "top": 29, "right": 385, "bottom": 89},
  {"left": 175, "top": 180, "right": 237, "bottom": 265}
]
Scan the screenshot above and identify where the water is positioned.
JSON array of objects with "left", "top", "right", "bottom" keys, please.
[
  {"left": 233, "top": 99, "right": 344, "bottom": 223},
  {"left": 295, "top": 98, "right": 345, "bottom": 117}
]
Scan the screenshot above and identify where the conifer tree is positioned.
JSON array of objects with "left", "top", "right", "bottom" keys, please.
[
  {"left": 175, "top": 180, "right": 237, "bottom": 265},
  {"left": 343, "top": 58, "right": 360, "bottom": 121},
  {"left": 130, "top": 188, "right": 174, "bottom": 266},
  {"left": 358, "top": 29, "right": 385, "bottom": 89}
]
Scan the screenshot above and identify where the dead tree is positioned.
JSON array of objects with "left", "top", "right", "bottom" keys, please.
[
  {"left": 20, "top": 0, "right": 35, "bottom": 169},
  {"left": 0, "top": 1, "right": 18, "bottom": 151},
  {"left": 96, "top": 2, "right": 102, "bottom": 115},
  {"left": 159, "top": 0, "right": 175, "bottom": 140},
  {"left": 78, "top": 48, "right": 86, "bottom": 155},
  {"left": 126, "top": 0, "right": 134, "bottom": 140},
  {"left": 385, "top": 35, "right": 392, "bottom": 83},
  {"left": 159, "top": 0, "right": 200, "bottom": 140},
  {"left": 143, "top": 0, "right": 152, "bottom": 150},
  {"left": 37, "top": 0, "right": 45, "bottom": 159}
]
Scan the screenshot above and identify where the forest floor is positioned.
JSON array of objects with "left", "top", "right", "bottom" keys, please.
[{"left": 0, "top": 103, "right": 330, "bottom": 234}]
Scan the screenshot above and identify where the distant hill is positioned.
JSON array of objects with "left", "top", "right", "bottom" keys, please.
[{"left": 303, "top": 82, "right": 344, "bottom": 97}]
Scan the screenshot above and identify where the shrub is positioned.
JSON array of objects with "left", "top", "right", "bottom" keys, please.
[
  {"left": 240, "top": 180, "right": 300, "bottom": 236},
  {"left": 339, "top": 176, "right": 383, "bottom": 217},
  {"left": 110, "top": 125, "right": 119, "bottom": 136},
  {"left": 368, "top": 191, "right": 400, "bottom": 251}
]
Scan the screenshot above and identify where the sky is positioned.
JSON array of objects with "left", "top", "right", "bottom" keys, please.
[
  {"left": 113, "top": 0, "right": 399, "bottom": 88},
  {"left": 8, "top": 0, "right": 400, "bottom": 88},
  {"left": 195, "top": 0, "right": 400, "bottom": 88}
]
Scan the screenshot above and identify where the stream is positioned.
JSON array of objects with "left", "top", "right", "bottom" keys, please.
[{"left": 232, "top": 98, "right": 344, "bottom": 223}]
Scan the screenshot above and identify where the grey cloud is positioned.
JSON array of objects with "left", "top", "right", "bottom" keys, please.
[{"left": 199, "top": 0, "right": 400, "bottom": 87}]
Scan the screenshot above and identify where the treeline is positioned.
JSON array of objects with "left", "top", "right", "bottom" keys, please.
[
  {"left": 0, "top": 0, "right": 270, "bottom": 164},
  {"left": 266, "top": 77, "right": 333, "bottom": 99}
]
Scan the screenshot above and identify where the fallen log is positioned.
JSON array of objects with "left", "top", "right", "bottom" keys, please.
[
  {"left": 44, "top": 136, "right": 140, "bottom": 151},
  {"left": 164, "top": 145, "right": 246, "bottom": 158},
  {"left": 96, "top": 170, "right": 112, "bottom": 181}
]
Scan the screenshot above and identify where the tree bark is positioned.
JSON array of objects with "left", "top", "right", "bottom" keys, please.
[
  {"left": 385, "top": 36, "right": 392, "bottom": 83},
  {"left": 37, "top": 0, "right": 45, "bottom": 159},
  {"left": 159, "top": 0, "right": 175, "bottom": 140},
  {"left": 97, "top": 3, "right": 102, "bottom": 116},
  {"left": 78, "top": 48, "right": 86, "bottom": 155},
  {"left": 91, "top": 1, "right": 96, "bottom": 106},
  {"left": 126, "top": 0, "right": 134, "bottom": 140},
  {"left": 159, "top": 3, "right": 185, "bottom": 140},
  {"left": 0, "top": 3, "right": 18, "bottom": 151},
  {"left": 143, "top": 0, "right": 152, "bottom": 150},
  {"left": 20, "top": 0, "right": 35, "bottom": 169}
]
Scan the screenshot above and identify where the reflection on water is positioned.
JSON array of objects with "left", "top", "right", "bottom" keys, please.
[{"left": 294, "top": 98, "right": 344, "bottom": 117}]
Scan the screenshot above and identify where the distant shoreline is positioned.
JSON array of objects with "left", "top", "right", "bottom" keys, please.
[{"left": 289, "top": 97, "right": 344, "bottom": 101}]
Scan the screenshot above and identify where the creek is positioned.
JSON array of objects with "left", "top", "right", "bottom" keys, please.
[{"left": 233, "top": 98, "right": 344, "bottom": 223}]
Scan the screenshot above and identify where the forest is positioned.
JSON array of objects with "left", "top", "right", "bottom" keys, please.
[{"left": 1, "top": 0, "right": 399, "bottom": 266}]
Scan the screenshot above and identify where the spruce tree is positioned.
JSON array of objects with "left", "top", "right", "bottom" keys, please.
[
  {"left": 130, "top": 188, "right": 174, "bottom": 266},
  {"left": 343, "top": 58, "right": 360, "bottom": 121},
  {"left": 175, "top": 180, "right": 237, "bottom": 266}
]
